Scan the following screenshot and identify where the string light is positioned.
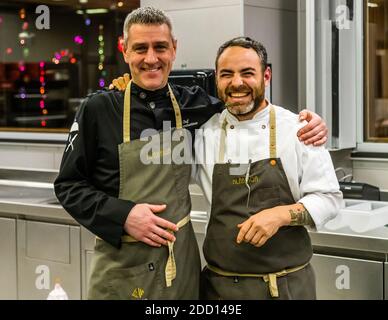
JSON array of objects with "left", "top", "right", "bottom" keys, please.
[
  {"left": 18, "top": 62, "right": 25, "bottom": 72},
  {"left": 19, "top": 8, "right": 26, "bottom": 20},
  {"left": 51, "top": 48, "right": 74, "bottom": 64},
  {"left": 19, "top": 62, "right": 26, "bottom": 100},
  {"left": 18, "top": 8, "right": 30, "bottom": 58},
  {"left": 98, "top": 24, "right": 105, "bottom": 88},
  {"left": 74, "top": 35, "right": 84, "bottom": 45},
  {"left": 39, "top": 61, "right": 48, "bottom": 127},
  {"left": 117, "top": 36, "right": 124, "bottom": 52}
]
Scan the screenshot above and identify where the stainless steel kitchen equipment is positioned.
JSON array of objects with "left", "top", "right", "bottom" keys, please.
[{"left": 2, "top": 167, "right": 388, "bottom": 300}]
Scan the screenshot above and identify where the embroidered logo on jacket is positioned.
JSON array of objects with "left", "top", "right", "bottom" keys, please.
[{"left": 65, "top": 121, "right": 79, "bottom": 153}]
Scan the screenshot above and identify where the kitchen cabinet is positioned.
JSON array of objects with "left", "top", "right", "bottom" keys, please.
[
  {"left": 17, "top": 220, "right": 81, "bottom": 300},
  {"left": 311, "top": 253, "right": 384, "bottom": 300},
  {"left": 0, "top": 217, "right": 17, "bottom": 299}
]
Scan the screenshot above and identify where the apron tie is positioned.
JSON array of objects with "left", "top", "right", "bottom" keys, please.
[
  {"left": 206, "top": 263, "right": 309, "bottom": 298},
  {"left": 164, "top": 214, "right": 191, "bottom": 287},
  {"left": 97, "top": 213, "right": 191, "bottom": 288}
]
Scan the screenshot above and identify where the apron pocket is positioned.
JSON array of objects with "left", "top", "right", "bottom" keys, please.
[
  {"left": 106, "top": 260, "right": 164, "bottom": 300},
  {"left": 249, "top": 186, "right": 280, "bottom": 208}
]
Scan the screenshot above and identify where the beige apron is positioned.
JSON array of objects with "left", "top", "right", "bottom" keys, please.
[
  {"left": 88, "top": 81, "right": 201, "bottom": 300},
  {"left": 200, "top": 106, "right": 316, "bottom": 300}
]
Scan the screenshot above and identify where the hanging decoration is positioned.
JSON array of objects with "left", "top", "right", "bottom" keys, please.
[
  {"left": 39, "top": 61, "right": 47, "bottom": 127},
  {"left": 18, "top": 8, "right": 34, "bottom": 58},
  {"left": 117, "top": 36, "right": 124, "bottom": 53},
  {"left": 74, "top": 35, "right": 84, "bottom": 45},
  {"left": 19, "top": 8, "right": 26, "bottom": 20},
  {"left": 18, "top": 61, "right": 26, "bottom": 100},
  {"left": 19, "top": 8, "right": 26, "bottom": 57},
  {"left": 85, "top": 17, "right": 91, "bottom": 26},
  {"left": 51, "top": 48, "right": 76, "bottom": 64},
  {"left": 98, "top": 24, "right": 105, "bottom": 88}
]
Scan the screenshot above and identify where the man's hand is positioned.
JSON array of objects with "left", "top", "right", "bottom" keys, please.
[
  {"left": 108, "top": 73, "right": 131, "bottom": 91},
  {"left": 236, "top": 206, "right": 291, "bottom": 248},
  {"left": 297, "top": 110, "right": 328, "bottom": 146},
  {"left": 124, "top": 203, "right": 178, "bottom": 247}
]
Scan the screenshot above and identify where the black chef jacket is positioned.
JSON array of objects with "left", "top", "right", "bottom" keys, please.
[{"left": 54, "top": 83, "right": 224, "bottom": 248}]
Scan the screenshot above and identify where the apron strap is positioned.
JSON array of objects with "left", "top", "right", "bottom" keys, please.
[
  {"left": 206, "top": 262, "right": 308, "bottom": 298},
  {"left": 269, "top": 105, "right": 277, "bottom": 159},
  {"left": 218, "top": 105, "right": 277, "bottom": 163},
  {"left": 123, "top": 81, "right": 131, "bottom": 143},
  {"left": 123, "top": 81, "right": 183, "bottom": 143},
  {"left": 97, "top": 213, "right": 191, "bottom": 288}
]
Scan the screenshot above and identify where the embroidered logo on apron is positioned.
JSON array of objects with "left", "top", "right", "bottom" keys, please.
[
  {"left": 232, "top": 175, "right": 260, "bottom": 186},
  {"left": 131, "top": 287, "right": 145, "bottom": 299}
]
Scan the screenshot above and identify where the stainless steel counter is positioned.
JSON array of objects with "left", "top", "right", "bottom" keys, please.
[
  {"left": 311, "top": 226, "right": 388, "bottom": 256},
  {"left": 0, "top": 184, "right": 76, "bottom": 224},
  {"left": 1, "top": 172, "right": 388, "bottom": 300},
  {"left": 2, "top": 183, "right": 388, "bottom": 254}
]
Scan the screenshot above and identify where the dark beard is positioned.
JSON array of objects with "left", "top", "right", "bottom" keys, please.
[{"left": 223, "top": 84, "right": 266, "bottom": 117}]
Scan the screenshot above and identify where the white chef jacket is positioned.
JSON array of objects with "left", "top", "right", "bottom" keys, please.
[{"left": 194, "top": 104, "right": 343, "bottom": 230}]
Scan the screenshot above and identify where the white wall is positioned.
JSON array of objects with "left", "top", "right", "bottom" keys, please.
[
  {"left": 244, "top": 0, "right": 298, "bottom": 109},
  {"left": 142, "top": 0, "right": 299, "bottom": 109},
  {"left": 353, "top": 160, "right": 388, "bottom": 192},
  {"left": 142, "top": 0, "right": 243, "bottom": 69}
]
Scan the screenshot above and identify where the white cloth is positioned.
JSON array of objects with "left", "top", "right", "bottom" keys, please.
[
  {"left": 47, "top": 283, "right": 69, "bottom": 300},
  {"left": 194, "top": 104, "right": 344, "bottom": 230}
]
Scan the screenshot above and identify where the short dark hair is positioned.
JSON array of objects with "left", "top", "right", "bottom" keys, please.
[
  {"left": 123, "top": 7, "right": 174, "bottom": 49},
  {"left": 215, "top": 37, "right": 268, "bottom": 72}
]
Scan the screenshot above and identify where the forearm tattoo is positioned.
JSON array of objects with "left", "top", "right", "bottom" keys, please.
[{"left": 289, "top": 207, "right": 315, "bottom": 227}]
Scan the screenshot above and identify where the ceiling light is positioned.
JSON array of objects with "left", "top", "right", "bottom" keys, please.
[
  {"left": 79, "top": 0, "right": 88, "bottom": 4},
  {"left": 368, "top": 2, "right": 379, "bottom": 8},
  {"left": 76, "top": 9, "right": 109, "bottom": 15}
]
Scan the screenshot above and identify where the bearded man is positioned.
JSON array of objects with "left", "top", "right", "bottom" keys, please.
[{"left": 195, "top": 37, "right": 343, "bottom": 300}]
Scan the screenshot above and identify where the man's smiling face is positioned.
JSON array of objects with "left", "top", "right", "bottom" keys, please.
[
  {"left": 123, "top": 23, "right": 177, "bottom": 90},
  {"left": 216, "top": 46, "right": 271, "bottom": 119}
]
